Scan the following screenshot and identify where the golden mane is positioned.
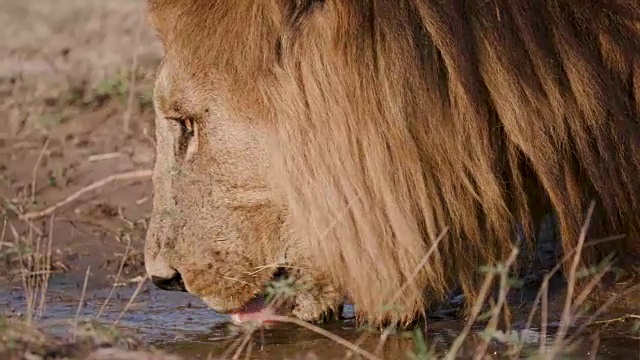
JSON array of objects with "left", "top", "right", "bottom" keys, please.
[{"left": 148, "top": 0, "right": 640, "bottom": 325}]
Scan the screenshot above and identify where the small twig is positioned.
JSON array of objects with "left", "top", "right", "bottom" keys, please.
[
  {"left": 474, "top": 247, "right": 520, "bottom": 359},
  {"left": 566, "top": 283, "right": 640, "bottom": 345},
  {"left": 0, "top": 218, "right": 7, "bottom": 249},
  {"left": 117, "top": 206, "right": 135, "bottom": 228},
  {"left": 243, "top": 339, "right": 254, "bottom": 360},
  {"left": 231, "top": 332, "right": 254, "bottom": 360},
  {"left": 96, "top": 234, "right": 131, "bottom": 320},
  {"left": 513, "top": 207, "right": 612, "bottom": 360},
  {"left": 267, "top": 315, "right": 382, "bottom": 360},
  {"left": 88, "top": 152, "right": 122, "bottom": 162},
  {"left": 12, "top": 220, "right": 34, "bottom": 324},
  {"left": 344, "top": 331, "right": 373, "bottom": 360},
  {"left": 387, "top": 228, "right": 448, "bottom": 308},
  {"left": 371, "top": 324, "right": 394, "bottom": 358},
  {"left": 590, "top": 314, "right": 640, "bottom": 326},
  {"left": 561, "top": 202, "right": 595, "bottom": 322},
  {"left": 74, "top": 265, "right": 91, "bottom": 340},
  {"left": 588, "top": 331, "right": 601, "bottom": 360},
  {"left": 542, "top": 256, "right": 613, "bottom": 350},
  {"left": 245, "top": 263, "right": 307, "bottom": 276},
  {"left": 547, "top": 201, "right": 596, "bottom": 357},
  {"left": 570, "top": 260, "right": 613, "bottom": 314},
  {"left": 113, "top": 275, "right": 147, "bottom": 326},
  {"left": 30, "top": 219, "right": 42, "bottom": 322},
  {"left": 2, "top": 196, "right": 43, "bottom": 236},
  {"left": 37, "top": 214, "right": 55, "bottom": 319},
  {"left": 221, "top": 330, "right": 256, "bottom": 360},
  {"left": 444, "top": 262, "right": 500, "bottom": 360},
  {"left": 17, "top": 270, "right": 54, "bottom": 277},
  {"left": 123, "top": 9, "right": 144, "bottom": 134},
  {"left": 518, "top": 234, "right": 622, "bottom": 355},
  {"left": 20, "top": 169, "right": 153, "bottom": 221},
  {"left": 540, "top": 274, "right": 549, "bottom": 354},
  {"left": 31, "top": 138, "right": 50, "bottom": 204}
]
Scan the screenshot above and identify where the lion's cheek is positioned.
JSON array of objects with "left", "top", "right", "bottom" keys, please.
[{"left": 178, "top": 262, "right": 271, "bottom": 312}]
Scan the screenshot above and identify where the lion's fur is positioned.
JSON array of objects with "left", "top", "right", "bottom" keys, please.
[{"left": 146, "top": 0, "right": 640, "bottom": 325}]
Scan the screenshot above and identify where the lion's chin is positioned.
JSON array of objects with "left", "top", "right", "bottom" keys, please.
[{"left": 207, "top": 268, "right": 296, "bottom": 327}]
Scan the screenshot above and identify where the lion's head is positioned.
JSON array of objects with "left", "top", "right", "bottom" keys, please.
[
  {"left": 143, "top": 0, "right": 351, "bottom": 323},
  {"left": 144, "top": 0, "right": 640, "bottom": 327}
]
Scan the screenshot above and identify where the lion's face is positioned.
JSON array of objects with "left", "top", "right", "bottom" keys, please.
[
  {"left": 144, "top": 52, "right": 343, "bottom": 321},
  {"left": 144, "top": 54, "right": 284, "bottom": 312}
]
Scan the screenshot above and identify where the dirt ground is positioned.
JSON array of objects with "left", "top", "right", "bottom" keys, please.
[
  {"left": 1, "top": 0, "right": 161, "bottom": 289},
  {"left": 0, "top": 0, "right": 188, "bottom": 358}
]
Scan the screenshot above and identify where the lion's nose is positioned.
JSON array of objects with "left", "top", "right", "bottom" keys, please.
[
  {"left": 151, "top": 271, "right": 188, "bottom": 292},
  {"left": 145, "top": 251, "right": 188, "bottom": 292}
]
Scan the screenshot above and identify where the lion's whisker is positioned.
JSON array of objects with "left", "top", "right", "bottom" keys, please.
[{"left": 222, "top": 276, "right": 252, "bottom": 287}]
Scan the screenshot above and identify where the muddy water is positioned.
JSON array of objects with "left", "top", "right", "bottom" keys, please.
[{"left": 2, "top": 274, "right": 639, "bottom": 359}]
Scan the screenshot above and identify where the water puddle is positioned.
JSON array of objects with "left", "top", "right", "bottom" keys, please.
[{"left": 2, "top": 275, "right": 639, "bottom": 359}]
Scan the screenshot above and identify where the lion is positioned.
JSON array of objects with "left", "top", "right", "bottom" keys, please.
[{"left": 143, "top": 0, "right": 640, "bottom": 327}]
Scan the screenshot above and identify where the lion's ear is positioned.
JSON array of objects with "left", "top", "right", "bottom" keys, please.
[{"left": 146, "top": 0, "right": 181, "bottom": 45}]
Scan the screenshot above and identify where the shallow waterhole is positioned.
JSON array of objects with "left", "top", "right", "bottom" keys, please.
[{"left": 1, "top": 274, "right": 639, "bottom": 359}]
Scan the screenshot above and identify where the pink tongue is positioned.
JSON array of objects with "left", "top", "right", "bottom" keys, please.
[{"left": 229, "top": 296, "right": 277, "bottom": 326}]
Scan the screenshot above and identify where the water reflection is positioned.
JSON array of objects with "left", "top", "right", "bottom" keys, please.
[{"left": 1, "top": 279, "right": 639, "bottom": 359}]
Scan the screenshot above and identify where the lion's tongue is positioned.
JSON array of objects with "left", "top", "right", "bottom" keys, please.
[{"left": 229, "top": 296, "right": 277, "bottom": 326}]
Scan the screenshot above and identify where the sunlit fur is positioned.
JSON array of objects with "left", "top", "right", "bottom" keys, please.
[{"left": 145, "top": 0, "right": 640, "bottom": 326}]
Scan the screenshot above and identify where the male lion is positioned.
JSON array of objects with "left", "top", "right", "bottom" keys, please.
[{"left": 144, "top": 0, "right": 640, "bottom": 327}]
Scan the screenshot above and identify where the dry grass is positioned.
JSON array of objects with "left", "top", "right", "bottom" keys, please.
[
  {"left": 19, "top": 169, "right": 154, "bottom": 221},
  {"left": 0, "top": 211, "right": 162, "bottom": 359}
]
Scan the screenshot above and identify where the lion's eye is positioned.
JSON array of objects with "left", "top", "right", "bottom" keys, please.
[{"left": 169, "top": 116, "right": 199, "bottom": 163}]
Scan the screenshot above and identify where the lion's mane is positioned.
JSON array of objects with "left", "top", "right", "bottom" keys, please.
[{"left": 148, "top": 0, "right": 640, "bottom": 325}]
